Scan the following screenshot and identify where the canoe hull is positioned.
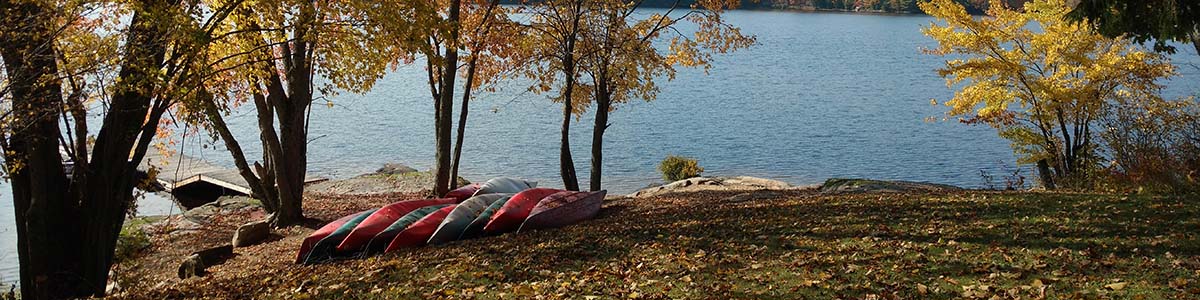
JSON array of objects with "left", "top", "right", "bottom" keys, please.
[
  {"left": 365, "top": 204, "right": 450, "bottom": 254},
  {"left": 473, "top": 177, "right": 537, "bottom": 196},
  {"left": 521, "top": 190, "right": 607, "bottom": 231},
  {"left": 337, "top": 198, "right": 456, "bottom": 253},
  {"left": 460, "top": 196, "right": 512, "bottom": 239},
  {"left": 385, "top": 205, "right": 457, "bottom": 252},
  {"left": 296, "top": 211, "right": 367, "bottom": 264},
  {"left": 483, "top": 188, "right": 564, "bottom": 235},
  {"left": 304, "top": 208, "right": 378, "bottom": 264},
  {"left": 444, "top": 183, "right": 481, "bottom": 202},
  {"left": 428, "top": 193, "right": 510, "bottom": 244}
]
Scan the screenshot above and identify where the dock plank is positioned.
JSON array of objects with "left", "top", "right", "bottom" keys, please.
[{"left": 138, "top": 150, "right": 324, "bottom": 196}]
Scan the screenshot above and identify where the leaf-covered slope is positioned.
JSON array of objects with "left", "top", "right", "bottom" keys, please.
[{"left": 121, "top": 191, "right": 1199, "bottom": 299}]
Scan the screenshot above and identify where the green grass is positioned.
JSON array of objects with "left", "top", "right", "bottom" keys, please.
[
  {"left": 116, "top": 216, "right": 161, "bottom": 263},
  {"left": 135, "top": 192, "right": 1200, "bottom": 299}
]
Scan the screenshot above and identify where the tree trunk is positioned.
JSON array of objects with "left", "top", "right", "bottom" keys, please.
[
  {"left": 559, "top": 10, "right": 582, "bottom": 192},
  {"left": 253, "top": 90, "right": 285, "bottom": 215},
  {"left": 201, "top": 91, "right": 266, "bottom": 200},
  {"left": 559, "top": 70, "right": 580, "bottom": 192},
  {"left": 0, "top": 1, "right": 76, "bottom": 297},
  {"left": 590, "top": 96, "right": 609, "bottom": 192},
  {"left": 1037, "top": 159, "right": 1057, "bottom": 190},
  {"left": 451, "top": 57, "right": 479, "bottom": 189},
  {"left": 434, "top": 0, "right": 462, "bottom": 196},
  {"left": 80, "top": 0, "right": 175, "bottom": 293}
]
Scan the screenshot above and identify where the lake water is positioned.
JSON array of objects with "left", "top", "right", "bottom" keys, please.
[{"left": 2, "top": 10, "right": 1198, "bottom": 285}]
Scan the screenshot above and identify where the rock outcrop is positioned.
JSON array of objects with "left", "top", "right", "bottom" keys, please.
[
  {"left": 629, "top": 176, "right": 811, "bottom": 198},
  {"left": 818, "top": 178, "right": 961, "bottom": 194},
  {"left": 183, "top": 196, "right": 261, "bottom": 219},
  {"left": 375, "top": 163, "right": 418, "bottom": 175},
  {"left": 306, "top": 169, "right": 471, "bottom": 196}
]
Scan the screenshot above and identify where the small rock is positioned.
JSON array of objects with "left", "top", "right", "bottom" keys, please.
[
  {"left": 177, "top": 254, "right": 205, "bottom": 279},
  {"left": 177, "top": 245, "right": 233, "bottom": 279},
  {"left": 105, "top": 278, "right": 121, "bottom": 295},
  {"left": 232, "top": 220, "right": 271, "bottom": 247},
  {"left": 375, "top": 163, "right": 418, "bottom": 175}
]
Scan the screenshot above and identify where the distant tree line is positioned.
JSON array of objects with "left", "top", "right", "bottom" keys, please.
[
  {"left": 501, "top": 0, "right": 1030, "bottom": 14},
  {"left": 782, "top": 0, "right": 1030, "bottom": 13}
]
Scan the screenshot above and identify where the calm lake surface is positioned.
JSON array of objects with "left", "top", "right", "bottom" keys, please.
[{"left": 2, "top": 10, "right": 1198, "bottom": 284}]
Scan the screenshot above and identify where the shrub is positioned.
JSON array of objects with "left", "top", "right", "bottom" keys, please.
[
  {"left": 1100, "top": 98, "right": 1200, "bottom": 194},
  {"left": 115, "top": 218, "right": 153, "bottom": 263},
  {"left": 658, "top": 155, "right": 704, "bottom": 182}
]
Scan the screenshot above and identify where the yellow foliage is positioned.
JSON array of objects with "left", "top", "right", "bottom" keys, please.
[{"left": 920, "top": 0, "right": 1175, "bottom": 187}]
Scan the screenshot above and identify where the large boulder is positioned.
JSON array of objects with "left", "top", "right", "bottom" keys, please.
[
  {"left": 231, "top": 220, "right": 270, "bottom": 248},
  {"left": 818, "top": 178, "right": 962, "bottom": 194}
]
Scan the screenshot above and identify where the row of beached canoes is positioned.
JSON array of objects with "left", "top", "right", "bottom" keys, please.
[{"left": 296, "top": 177, "right": 607, "bottom": 264}]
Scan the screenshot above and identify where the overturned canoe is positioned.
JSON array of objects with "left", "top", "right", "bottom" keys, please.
[
  {"left": 296, "top": 210, "right": 369, "bottom": 264},
  {"left": 385, "top": 205, "right": 457, "bottom": 252},
  {"left": 483, "top": 188, "right": 564, "bottom": 235},
  {"left": 444, "top": 183, "right": 481, "bottom": 202},
  {"left": 427, "top": 193, "right": 510, "bottom": 244},
  {"left": 365, "top": 204, "right": 450, "bottom": 255},
  {"left": 459, "top": 196, "right": 512, "bottom": 239},
  {"left": 520, "top": 190, "right": 607, "bottom": 231},
  {"left": 473, "top": 177, "right": 537, "bottom": 196},
  {"left": 304, "top": 208, "right": 378, "bottom": 264},
  {"left": 336, "top": 198, "right": 457, "bottom": 254}
]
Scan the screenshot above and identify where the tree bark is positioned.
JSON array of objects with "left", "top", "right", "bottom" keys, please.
[
  {"left": 80, "top": 0, "right": 176, "bottom": 294},
  {"left": 558, "top": 7, "right": 582, "bottom": 192},
  {"left": 434, "top": 0, "right": 462, "bottom": 196},
  {"left": 450, "top": 57, "right": 478, "bottom": 189},
  {"left": 201, "top": 91, "right": 266, "bottom": 200},
  {"left": 589, "top": 93, "right": 609, "bottom": 192},
  {"left": 1037, "top": 159, "right": 1057, "bottom": 190},
  {"left": 0, "top": 1, "right": 75, "bottom": 297}
]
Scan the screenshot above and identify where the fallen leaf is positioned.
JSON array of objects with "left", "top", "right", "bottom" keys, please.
[{"left": 1105, "top": 282, "right": 1128, "bottom": 291}]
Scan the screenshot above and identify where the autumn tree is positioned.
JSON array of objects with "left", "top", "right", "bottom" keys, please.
[
  {"left": 578, "top": 0, "right": 754, "bottom": 191},
  {"left": 0, "top": 0, "right": 240, "bottom": 297},
  {"left": 518, "top": 0, "right": 595, "bottom": 191},
  {"left": 193, "top": 0, "right": 417, "bottom": 226},
  {"left": 920, "top": 0, "right": 1175, "bottom": 189},
  {"left": 450, "top": 1, "right": 521, "bottom": 188}
]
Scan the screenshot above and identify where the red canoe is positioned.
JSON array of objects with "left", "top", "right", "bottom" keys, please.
[
  {"left": 444, "top": 183, "right": 481, "bottom": 202},
  {"left": 296, "top": 210, "right": 369, "bottom": 264},
  {"left": 336, "top": 198, "right": 457, "bottom": 253},
  {"left": 520, "top": 190, "right": 607, "bottom": 231},
  {"left": 384, "top": 205, "right": 457, "bottom": 252},
  {"left": 483, "top": 188, "right": 564, "bottom": 235}
]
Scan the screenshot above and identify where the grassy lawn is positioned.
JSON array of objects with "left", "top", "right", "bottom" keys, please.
[{"left": 126, "top": 191, "right": 1199, "bottom": 299}]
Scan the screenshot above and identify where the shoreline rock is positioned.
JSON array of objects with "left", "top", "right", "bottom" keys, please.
[
  {"left": 628, "top": 176, "right": 814, "bottom": 198},
  {"left": 818, "top": 178, "right": 962, "bottom": 194},
  {"left": 305, "top": 165, "right": 470, "bottom": 196}
]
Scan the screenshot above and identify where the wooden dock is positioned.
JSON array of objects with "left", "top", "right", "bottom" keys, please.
[{"left": 139, "top": 150, "right": 325, "bottom": 196}]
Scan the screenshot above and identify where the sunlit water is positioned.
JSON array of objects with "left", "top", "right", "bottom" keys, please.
[{"left": 1, "top": 10, "right": 1198, "bottom": 285}]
